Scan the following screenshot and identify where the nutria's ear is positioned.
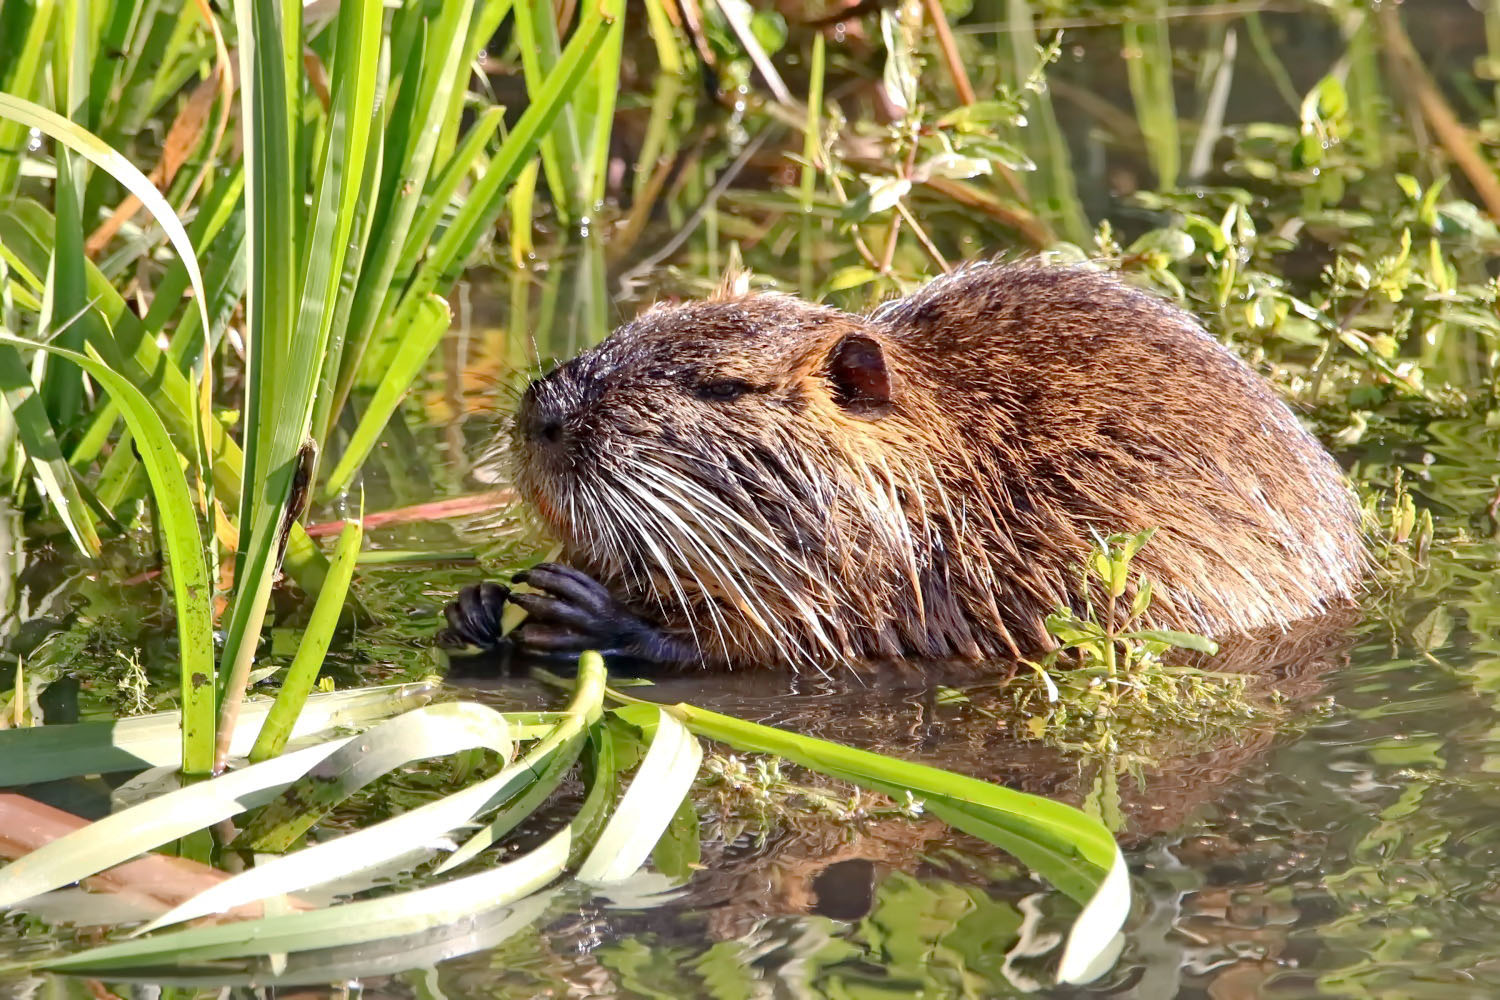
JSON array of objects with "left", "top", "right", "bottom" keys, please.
[{"left": 826, "top": 333, "right": 892, "bottom": 417}]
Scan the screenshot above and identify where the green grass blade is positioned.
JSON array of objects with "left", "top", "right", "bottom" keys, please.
[
  {"left": 0, "top": 94, "right": 213, "bottom": 340},
  {"left": 140, "top": 663, "right": 602, "bottom": 922},
  {"left": 0, "top": 339, "right": 101, "bottom": 556},
  {"left": 510, "top": 0, "right": 583, "bottom": 222},
  {"left": 0, "top": 0, "right": 55, "bottom": 198},
  {"left": 0, "top": 205, "right": 336, "bottom": 606},
  {"left": 566, "top": 724, "right": 620, "bottom": 866},
  {"left": 219, "top": 0, "right": 303, "bottom": 748},
  {"left": 327, "top": 0, "right": 473, "bottom": 432},
  {"left": 581, "top": 0, "right": 626, "bottom": 207},
  {"left": 71, "top": 169, "right": 247, "bottom": 477},
  {"left": 42, "top": 0, "right": 95, "bottom": 425},
  {"left": 291, "top": 0, "right": 381, "bottom": 443},
  {"left": 644, "top": 692, "right": 1133, "bottom": 979},
  {"left": 641, "top": 0, "right": 684, "bottom": 76},
  {"left": 577, "top": 707, "right": 701, "bottom": 884},
  {"left": 647, "top": 698, "right": 1119, "bottom": 895},
  {"left": 0, "top": 333, "right": 216, "bottom": 775},
  {"left": 309, "top": 36, "right": 389, "bottom": 449},
  {"left": 631, "top": 71, "right": 682, "bottom": 207},
  {"left": 380, "top": 6, "right": 616, "bottom": 329},
  {"left": 1123, "top": 2, "right": 1179, "bottom": 190},
  {"left": 322, "top": 295, "right": 448, "bottom": 498},
  {"left": 248, "top": 514, "right": 365, "bottom": 762},
  {"left": 394, "top": 106, "right": 504, "bottom": 280},
  {"left": 240, "top": 702, "right": 511, "bottom": 852},
  {"left": 799, "top": 32, "right": 826, "bottom": 298},
  {"left": 436, "top": 728, "right": 587, "bottom": 872},
  {"left": 346, "top": 7, "right": 614, "bottom": 413},
  {"left": 35, "top": 828, "right": 571, "bottom": 971},
  {"left": 434, "top": 654, "right": 609, "bottom": 873},
  {"left": 142, "top": 713, "right": 553, "bottom": 921},
  {"left": 1057, "top": 847, "right": 1130, "bottom": 984},
  {"left": 0, "top": 739, "right": 350, "bottom": 907},
  {"left": 0, "top": 682, "right": 439, "bottom": 787}
]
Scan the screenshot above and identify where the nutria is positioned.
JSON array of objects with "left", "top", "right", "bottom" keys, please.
[{"left": 443, "top": 261, "right": 1365, "bottom": 672}]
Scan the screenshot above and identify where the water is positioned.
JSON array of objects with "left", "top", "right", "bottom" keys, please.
[{"left": 9, "top": 362, "right": 1498, "bottom": 1000}]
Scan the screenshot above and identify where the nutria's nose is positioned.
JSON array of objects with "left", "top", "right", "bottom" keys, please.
[{"left": 519, "top": 373, "right": 571, "bottom": 448}]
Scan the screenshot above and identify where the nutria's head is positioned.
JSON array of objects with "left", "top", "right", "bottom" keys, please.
[{"left": 511, "top": 295, "right": 937, "bottom": 669}]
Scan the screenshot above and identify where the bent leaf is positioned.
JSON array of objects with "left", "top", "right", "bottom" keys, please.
[
  {"left": 0, "top": 741, "right": 348, "bottom": 907},
  {"left": 0, "top": 681, "right": 438, "bottom": 787},
  {"left": 0, "top": 333, "right": 216, "bottom": 775},
  {"left": 39, "top": 828, "right": 571, "bottom": 971},
  {"left": 577, "top": 707, "right": 701, "bottom": 885},
  {"left": 0, "top": 93, "right": 211, "bottom": 338}
]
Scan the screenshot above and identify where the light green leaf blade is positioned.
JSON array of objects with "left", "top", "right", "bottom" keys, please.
[
  {"left": 0, "top": 339, "right": 100, "bottom": 556},
  {"left": 132, "top": 680, "right": 597, "bottom": 925},
  {"left": 1122, "top": 629, "right": 1220, "bottom": 654},
  {"left": 433, "top": 653, "right": 610, "bottom": 874},
  {"left": 327, "top": 0, "right": 473, "bottom": 429},
  {"left": 0, "top": 92, "right": 212, "bottom": 338},
  {"left": 241, "top": 699, "right": 511, "bottom": 851},
  {"left": 0, "top": 333, "right": 216, "bottom": 774},
  {"left": 0, "top": 681, "right": 438, "bottom": 787},
  {"left": 374, "top": 1, "right": 617, "bottom": 352},
  {"left": 322, "top": 294, "right": 449, "bottom": 497},
  {"left": 577, "top": 708, "right": 701, "bottom": 885},
  {"left": 435, "top": 728, "right": 586, "bottom": 874},
  {"left": 661, "top": 700, "right": 1120, "bottom": 898},
  {"left": 137, "top": 702, "right": 516, "bottom": 932},
  {"left": 217, "top": 0, "right": 306, "bottom": 764},
  {"left": 394, "top": 105, "right": 504, "bottom": 278},
  {"left": 38, "top": 827, "right": 571, "bottom": 971},
  {"left": 1057, "top": 846, "right": 1131, "bottom": 984},
  {"left": 249, "top": 513, "right": 366, "bottom": 762},
  {"left": 0, "top": 740, "right": 348, "bottom": 908}
]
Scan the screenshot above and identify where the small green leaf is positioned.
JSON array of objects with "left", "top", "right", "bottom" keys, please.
[
  {"left": 1129, "top": 577, "right": 1154, "bottom": 619},
  {"left": 1120, "top": 629, "right": 1219, "bottom": 655},
  {"left": 914, "top": 153, "right": 993, "bottom": 182},
  {"left": 1411, "top": 604, "right": 1453, "bottom": 654}
]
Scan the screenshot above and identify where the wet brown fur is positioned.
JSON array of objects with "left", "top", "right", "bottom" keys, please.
[{"left": 510, "top": 261, "right": 1365, "bottom": 671}]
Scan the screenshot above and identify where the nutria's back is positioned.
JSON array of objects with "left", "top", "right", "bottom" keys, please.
[{"left": 503, "top": 261, "right": 1364, "bottom": 671}]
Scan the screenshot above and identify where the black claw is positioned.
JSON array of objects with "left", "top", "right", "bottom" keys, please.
[
  {"left": 439, "top": 581, "right": 511, "bottom": 650},
  {"left": 507, "top": 591, "right": 602, "bottom": 631},
  {"left": 517, "top": 562, "right": 615, "bottom": 617}
]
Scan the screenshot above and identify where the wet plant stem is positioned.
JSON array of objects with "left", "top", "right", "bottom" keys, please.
[{"left": 1377, "top": 5, "right": 1500, "bottom": 220}]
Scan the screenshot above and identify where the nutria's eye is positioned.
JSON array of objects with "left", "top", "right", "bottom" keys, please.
[{"left": 697, "top": 379, "right": 753, "bottom": 401}]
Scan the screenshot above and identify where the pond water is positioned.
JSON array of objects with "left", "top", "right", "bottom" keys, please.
[{"left": 7, "top": 0, "right": 1500, "bottom": 996}]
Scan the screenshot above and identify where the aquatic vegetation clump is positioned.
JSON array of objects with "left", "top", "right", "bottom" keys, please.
[{"left": 1011, "top": 529, "right": 1262, "bottom": 765}]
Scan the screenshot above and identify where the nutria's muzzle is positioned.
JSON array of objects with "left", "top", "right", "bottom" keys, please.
[{"left": 517, "top": 373, "right": 568, "bottom": 450}]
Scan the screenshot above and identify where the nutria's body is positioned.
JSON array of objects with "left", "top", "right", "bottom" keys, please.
[{"left": 446, "top": 261, "right": 1364, "bottom": 671}]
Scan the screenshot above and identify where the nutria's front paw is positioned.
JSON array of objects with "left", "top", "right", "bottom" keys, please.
[
  {"left": 508, "top": 562, "right": 696, "bottom": 668},
  {"left": 438, "top": 581, "right": 511, "bottom": 651}
]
